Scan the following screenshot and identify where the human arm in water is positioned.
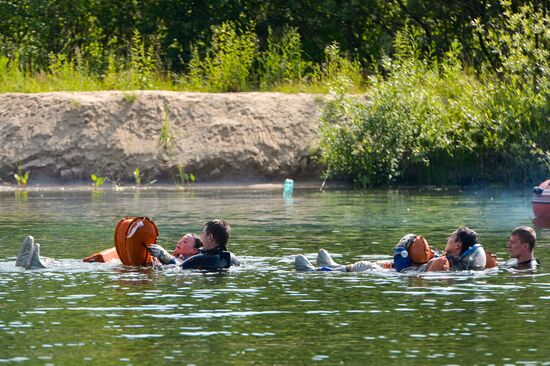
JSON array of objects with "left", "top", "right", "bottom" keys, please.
[
  {"left": 148, "top": 244, "right": 176, "bottom": 265},
  {"left": 179, "top": 250, "right": 239, "bottom": 270},
  {"left": 149, "top": 244, "right": 239, "bottom": 270}
]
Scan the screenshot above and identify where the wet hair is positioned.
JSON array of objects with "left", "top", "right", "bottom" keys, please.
[
  {"left": 511, "top": 226, "right": 536, "bottom": 251},
  {"left": 204, "top": 219, "right": 230, "bottom": 248},
  {"left": 192, "top": 234, "right": 203, "bottom": 249},
  {"left": 452, "top": 226, "right": 479, "bottom": 255}
]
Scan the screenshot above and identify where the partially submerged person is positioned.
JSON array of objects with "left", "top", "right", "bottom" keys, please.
[
  {"left": 501, "top": 226, "right": 540, "bottom": 270},
  {"left": 15, "top": 231, "right": 203, "bottom": 270},
  {"left": 173, "top": 233, "right": 202, "bottom": 259},
  {"left": 295, "top": 234, "right": 437, "bottom": 272},
  {"left": 148, "top": 219, "right": 239, "bottom": 270},
  {"left": 296, "top": 227, "right": 489, "bottom": 273},
  {"left": 428, "top": 226, "right": 487, "bottom": 271}
]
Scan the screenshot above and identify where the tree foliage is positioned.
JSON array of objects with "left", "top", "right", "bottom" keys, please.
[
  {"left": 318, "top": 1, "right": 549, "bottom": 186},
  {"left": 0, "top": 0, "right": 548, "bottom": 185},
  {"left": 0, "top": 0, "right": 547, "bottom": 76}
]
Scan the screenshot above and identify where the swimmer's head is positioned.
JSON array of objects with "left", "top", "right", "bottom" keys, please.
[
  {"left": 173, "top": 233, "right": 202, "bottom": 257},
  {"left": 445, "top": 226, "right": 478, "bottom": 256}
]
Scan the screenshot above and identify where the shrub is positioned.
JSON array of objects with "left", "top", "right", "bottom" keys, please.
[
  {"left": 259, "top": 27, "right": 310, "bottom": 90},
  {"left": 318, "top": 29, "right": 549, "bottom": 186},
  {"left": 312, "top": 43, "right": 364, "bottom": 93},
  {"left": 185, "top": 21, "right": 258, "bottom": 92}
]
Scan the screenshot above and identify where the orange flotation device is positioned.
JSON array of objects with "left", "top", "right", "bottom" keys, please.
[
  {"left": 408, "top": 236, "right": 435, "bottom": 264},
  {"left": 485, "top": 250, "right": 498, "bottom": 268},
  {"left": 392, "top": 234, "right": 436, "bottom": 271},
  {"left": 83, "top": 247, "right": 120, "bottom": 263},
  {"left": 114, "top": 217, "right": 158, "bottom": 266}
]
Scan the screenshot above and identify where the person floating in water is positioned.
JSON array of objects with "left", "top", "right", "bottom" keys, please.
[
  {"left": 173, "top": 233, "right": 203, "bottom": 259},
  {"left": 295, "top": 226, "right": 488, "bottom": 272},
  {"left": 501, "top": 226, "right": 540, "bottom": 270},
  {"left": 148, "top": 219, "right": 239, "bottom": 270},
  {"left": 14, "top": 221, "right": 236, "bottom": 271},
  {"left": 432, "top": 226, "right": 487, "bottom": 271},
  {"left": 295, "top": 233, "right": 437, "bottom": 272}
]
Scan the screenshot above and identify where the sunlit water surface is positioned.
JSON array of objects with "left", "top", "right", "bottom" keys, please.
[{"left": 0, "top": 187, "right": 549, "bottom": 365}]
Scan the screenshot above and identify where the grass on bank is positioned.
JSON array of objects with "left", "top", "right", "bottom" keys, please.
[
  {"left": 0, "top": 23, "right": 364, "bottom": 94},
  {"left": 1, "top": 4, "right": 548, "bottom": 187}
]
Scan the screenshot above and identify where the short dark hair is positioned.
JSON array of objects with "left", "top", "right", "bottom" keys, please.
[
  {"left": 204, "top": 219, "right": 230, "bottom": 248},
  {"left": 192, "top": 234, "right": 203, "bottom": 249},
  {"left": 511, "top": 226, "right": 536, "bottom": 251},
  {"left": 452, "top": 226, "right": 479, "bottom": 254}
]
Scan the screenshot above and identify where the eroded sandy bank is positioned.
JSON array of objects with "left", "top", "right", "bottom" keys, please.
[{"left": 0, "top": 91, "right": 325, "bottom": 184}]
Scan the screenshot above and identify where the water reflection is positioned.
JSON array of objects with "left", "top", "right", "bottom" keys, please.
[{"left": 0, "top": 188, "right": 549, "bottom": 364}]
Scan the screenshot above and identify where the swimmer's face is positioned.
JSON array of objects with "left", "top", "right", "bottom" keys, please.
[
  {"left": 508, "top": 234, "right": 528, "bottom": 259},
  {"left": 173, "top": 234, "right": 199, "bottom": 257},
  {"left": 445, "top": 234, "right": 461, "bottom": 257}
]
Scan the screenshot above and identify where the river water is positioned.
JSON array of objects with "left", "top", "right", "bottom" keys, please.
[{"left": 0, "top": 187, "right": 549, "bottom": 365}]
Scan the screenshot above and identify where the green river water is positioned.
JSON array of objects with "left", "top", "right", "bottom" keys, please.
[{"left": 0, "top": 187, "right": 549, "bottom": 365}]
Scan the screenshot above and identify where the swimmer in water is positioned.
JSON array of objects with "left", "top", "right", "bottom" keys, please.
[
  {"left": 14, "top": 232, "right": 202, "bottom": 270},
  {"left": 501, "top": 226, "right": 540, "bottom": 270},
  {"left": 424, "top": 226, "right": 486, "bottom": 271},
  {"left": 296, "top": 227, "right": 488, "bottom": 273},
  {"left": 295, "top": 234, "right": 436, "bottom": 272},
  {"left": 172, "top": 233, "right": 203, "bottom": 260},
  {"left": 148, "top": 219, "right": 240, "bottom": 270}
]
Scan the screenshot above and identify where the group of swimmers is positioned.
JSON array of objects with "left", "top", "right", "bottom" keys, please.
[
  {"left": 295, "top": 226, "right": 540, "bottom": 273},
  {"left": 13, "top": 221, "right": 540, "bottom": 273},
  {"left": 15, "top": 219, "right": 240, "bottom": 271}
]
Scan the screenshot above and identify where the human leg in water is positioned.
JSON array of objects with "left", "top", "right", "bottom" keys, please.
[
  {"left": 317, "top": 249, "right": 383, "bottom": 272},
  {"left": 294, "top": 254, "right": 316, "bottom": 272},
  {"left": 317, "top": 249, "right": 342, "bottom": 268},
  {"left": 345, "top": 261, "right": 383, "bottom": 272},
  {"left": 295, "top": 250, "right": 346, "bottom": 272},
  {"left": 15, "top": 236, "right": 46, "bottom": 269}
]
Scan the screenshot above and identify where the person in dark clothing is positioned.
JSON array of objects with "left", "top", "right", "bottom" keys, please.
[{"left": 148, "top": 219, "right": 239, "bottom": 270}]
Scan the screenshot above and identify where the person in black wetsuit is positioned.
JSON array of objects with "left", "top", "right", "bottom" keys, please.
[{"left": 148, "top": 219, "right": 239, "bottom": 270}]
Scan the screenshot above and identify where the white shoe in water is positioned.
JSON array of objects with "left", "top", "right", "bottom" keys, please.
[
  {"left": 15, "top": 235, "right": 35, "bottom": 268},
  {"left": 317, "top": 249, "right": 340, "bottom": 268},
  {"left": 295, "top": 254, "right": 316, "bottom": 272},
  {"left": 15, "top": 236, "right": 46, "bottom": 269},
  {"left": 29, "top": 243, "right": 47, "bottom": 269}
]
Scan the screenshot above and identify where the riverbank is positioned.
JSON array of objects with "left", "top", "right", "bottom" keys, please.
[{"left": 0, "top": 91, "right": 325, "bottom": 185}]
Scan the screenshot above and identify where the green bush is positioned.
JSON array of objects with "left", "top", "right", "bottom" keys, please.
[
  {"left": 259, "top": 27, "right": 310, "bottom": 90},
  {"left": 185, "top": 21, "right": 258, "bottom": 92},
  {"left": 311, "top": 43, "right": 364, "bottom": 93},
  {"left": 318, "top": 18, "right": 549, "bottom": 187}
]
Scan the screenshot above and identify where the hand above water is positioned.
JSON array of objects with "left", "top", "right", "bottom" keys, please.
[{"left": 148, "top": 244, "right": 175, "bottom": 265}]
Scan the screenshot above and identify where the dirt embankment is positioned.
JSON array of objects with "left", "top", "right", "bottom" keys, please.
[{"left": 0, "top": 91, "right": 325, "bottom": 184}]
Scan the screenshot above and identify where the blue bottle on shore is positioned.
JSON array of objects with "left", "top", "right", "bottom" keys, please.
[{"left": 283, "top": 178, "right": 294, "bottom": 197}]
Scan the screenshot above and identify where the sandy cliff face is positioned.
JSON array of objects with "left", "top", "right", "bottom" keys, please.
[{"left": 0, "top": 91, "right": 324, "bottom": 183}]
